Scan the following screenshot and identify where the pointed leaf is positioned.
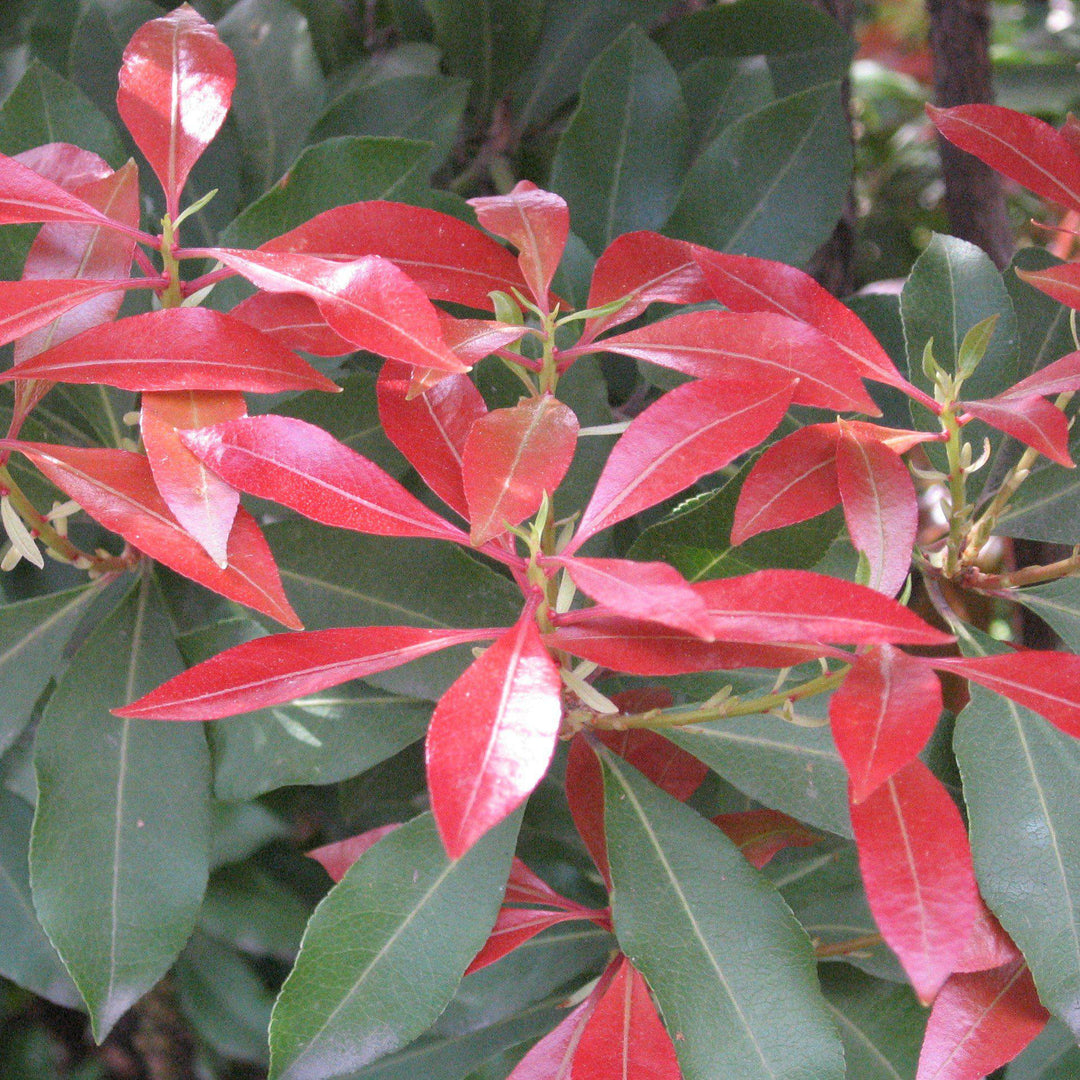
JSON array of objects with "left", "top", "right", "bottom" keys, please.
[
  {"left": 712, "top": 809, "right": 820, "bottom": 869},
  {"left": 572, "top": 374, "right": 796, "bottom": 547},
  {"left": 0, "top": 277, "right": 136, "bottom": 349},
  {"left": 502, "top": 857, "right": 583, "bottom": 911},
  {"left": 996, "top": 348, "right": 1080, "bottom": 401},
  {"left": 116, "top": 4, "right": 236, "bottom": 216},
  {"left": 596, "top": 724, "right": 709, "bottom": 803},
  {"left": 427, "top": 612, "right": 562, "bottom": 858},
  {"left": 463, "top": 394, "right": 579, "bottom": 545},
  {"left": 961, "top": 397, "right": 1073, "bottom": 467},
  {"left": 507, "top": 1000, "right": 595, "bottom": 1080},
  {"left": 955, "top": 901, "right": 1021, "bottom": 975},
  {"left": 850, "top": 759, "right": 980, "bottom": 1002},
  {"left": 836, "top": 432, "right": 919, "bottom": 596},
  {"left": 228, "top": 291, "right": 355, "bottom": 356},
  {"left": 436, "top": 311, "right": 529, "bottom": 365},
  {"left": 830, "top": 645, "right": 943, "bottom": 803},
  {"left": 466, "top": 908, "right": 587, "bottom": 976},
  {"left": 917, "top": 961, "right": 1050, "bottom": 1080},
  {"left": 566, "top": 735, "right": 613, "bottom": 885},
  {"left": 181, "top": 414, "right": 470, "bottom": 544},
  {"left": 307, "top": 824, "right": 403, "bottom": 883}
]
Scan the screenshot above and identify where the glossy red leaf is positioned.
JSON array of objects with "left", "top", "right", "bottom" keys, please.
[
  {"left": 695, "top": 570, "right": 951, "bottom": 646},
  {"left": 228, "top": 292, "right": 355, "bottom": 356},
  {"left": 597, "top": 309, "right": 878, "bottom": 413},
  {"left": 377, "top": 360, "right": 487, "bottom": 520},
  {"left": 548, "top": 555, "right": 713, "bottom": 638},
  {"left": 141, "top": 390, "right": 246, "bottom": 567},
  {"left": 503, "top": 857, "right": 588, "bottom": 911},
  {"left": 997, "top": 349, "right": 1080, "bottom": 400},
  {"left": 1015, "top": 262, "right": 1080, "bottom": 309},
  {"left": 829, "top": 645, "right": 943, "bottom": 803},
  {"left": 3, "top": 307, "right": 338, "bottom": 392},
  {"left": 597, "top": 723, "right": 708, "bottom": 803},
  {"left": 1, "top": 441, "right": 299, "bottom": 629},
  {"left": 931, "top": 652, "right": 1080, "bottom": 737},
  {"left": 210, "top": 249, "right": 468, "bottom": 373},
  {"left": 571, "top": 956, "right": 681, "bottom": 1080},
  {"left": 571, "top": 375, "right": 795, "bottom": 549},
  {"left": 427, "top": 612, "right": 563, "bottom": 859},
  {"left": 307, "top": 824, "right": 403, "bottom": 882},
  {"left": 181, "top": 414, "right": 470, "bottom": 544},
  {"left": 462, "top": 394, "right": 579, "bottom": 545},
  {"left": 961, "top": 396, "right": 1073, "bottom": 467},
  {"left": 837, "top": 431, "right": 919, "bottom": 596},
  {"left": 840, "top": 421, "right": 944, "bottom": 454},
  {"left": 850, "top": 759, "right": 979, "bottom": 1002},
  {"left": 712, "top": 809, "right": 820, "bottom": 869},
  {"left": 465, "top": 908, "right": 587, "bottom": 976},
  {"left": 116, "top": 3, "right": 236, "bottom": 217},
  {"left": 565, "top": 736, "right": 612, "bottom": 885},
  {"left": 0, "top": 278, "right": 139, "bottom": 350},
  {"left": 437, "top": 311, "right": 529, "bottom": 365},
  {"left": 506, "top": 999, "right": 596, "bottom": 1080},
  {"left": 731, "top": 424, "right": 841, "bottom": 545},
  {"left": 927, "top": 103, "right": 1080, "bottom": 213},
  {"left": 261, "top": 201, "right": 531, "bottom": 312},
  {"left": 14, "top": 142, "right": 112, "bottom": 188},
  {"left": 917, "top": 961, "right": 1050, "bottom": 1080},
  {"left": 469, "top": 181, "right": 568, "bottom": 310},
  {"left": 116, "top": 625, "right": 496, "bottom": 721},
  {"left": 955, "top": 901, "right": 1020, "bottom": 975}
]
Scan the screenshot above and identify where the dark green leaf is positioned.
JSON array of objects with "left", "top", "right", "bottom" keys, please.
[
  {"left": 200, "top": 864, "right": 310, "bottom": 960},
  {"left": 267, "top": 810, "right": 520, "bottom": 1080},
  {"left": 1017, "top": 578, "right": 1080, "bottom": 652},
  {"left": 29, "top": 574, "right": 212, "bottom": 1039},
  {"left": 285, "top": 0, "right": 365, "bottom": 72},
  {"left": 600, "top": 749, "right": 845, "bottom": 1080},
  {"left": 680, "top": 55, "right": 775, "bottom": 156},
  {"left": 1006, "top": 249, "right": 1075, "bottom": 381},
  {"left": 1007, "top": 1018, "right": 1080, "bottom": 1079},
  {"left": 209, "top": 800, "right": 289, "bottom": 869}
]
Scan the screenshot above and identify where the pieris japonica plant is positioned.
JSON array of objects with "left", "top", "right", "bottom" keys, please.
[{"left": 3, "top": 5, "right": 1080, "bottom": 1080}]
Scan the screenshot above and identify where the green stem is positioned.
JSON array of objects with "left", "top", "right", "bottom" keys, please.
[{"left": 941, "top": 405, "right": 969, "bottom": 578}]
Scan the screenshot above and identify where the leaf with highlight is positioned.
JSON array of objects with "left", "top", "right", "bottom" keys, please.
[{"left": 961, "top": 397, "right": 1073, "bottom": 467}]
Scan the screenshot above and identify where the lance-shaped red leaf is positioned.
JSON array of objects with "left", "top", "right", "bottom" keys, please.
[
  {"left": 261, "top": 201, "right": 531, "bottom": 312},
  {"left": 931, "top": 651, "right": 1080, "bottom": 737},
  {"left": 507, "top": 999, "right": 597, "bottom": 1080},
  {"left": 0, "top": 278, "right": 143, "bottom": 350},
  {"left": 837, "top": 430, "right": 919, "bottom": 596},
  {"left": 465, "top": 908, "right": 593, "bottom": 976},
  {"left": 695, "top": 570, "right": 951, "bottom": 645},
  {"left": 955, "top": 901, "right": 1020, "bottom": 975},
  {"left": 1015, "top": 262, "right": 1080, "bottom": 310},
  {"left": 566, "top": 736, "right": 612, "bottom": 885},
  {"left": 3, "top": 306, "right": 339, "bottom": 392},
  {"left": 570, "top": 374, "right": 796, "bottom": 550},
  {"left": 994, "top": 349, "right": 1080, "bottom": 400},
  {"left": 927, "top": 104, "right": 1080, "bottom": 213},
  {"left": 209, "top": 249, "right": 468, "bottom": 373},
  {"left": 572, "top": 956, "right": 681, "bottom": 1080},
  {"left": 850, "top": 759, "right": 979, "bottom": 1002},
  {"left": 228, "top": 292, "right": 355, "bottom": 356},
  {"left": 14, "top": 142, "right": 113, "bottom": 188},
  {"left": 116, "top": 3, "right": 236, "bottom": 217},
  {"left": 437, "top": 311, "right": 529, "bottom": 365},
  {"left": 960, "top": 396, "right": 1073, "bottom": 467},
  {"left": 547, "top": 554, "right": 713, "bottom": 638},
  {"left": 180, "top": 414, "right": 470, "bottom": 544},
  {"left": 597, "top": 309, "right": 878, "bottom": 413},
  {"left": 307, "top": 824, "right": 404, "bottom": 882},
  {"left": 841, "top": 421, "right": 944, "bottom": 454},
  {"left": 503, "top": 857, "right": 591, "bottom": 911},
  {"left": 117, "top": 625, "right": 496, "bottom": 721},
  {"left": 830, "top": 645, "right": 943, "bottom": 803},
  {"left": 463, "top": 394, "right": 579, "bottom": 545},
  {"left": 141, "top": 390, "right": 246, "bottom": 567},
  {"left": 469, "top": 181, "right": 568, "bottom": 312},
  {"left": 732, "top": 424, "right": 841, "bottom": 545},
  {"left": 377, "top": 359, "right": 487, "bottom": 520},
  {"left": 0, "top": 441, "right": 298, "bottom": 629},
  {"left": 427, "top": 610, "right": 563, "bottom": 859},
  {"left": 712, "top": 809, "right": 820, "bottom": 869},
  {"left": 916, "top": 961, "right": 1050, "bottom": 1080}
]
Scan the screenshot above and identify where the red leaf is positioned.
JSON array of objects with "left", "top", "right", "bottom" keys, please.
[
  {"left": 565, "top": 736, "right": 611, "bottom": 885},
  {"left": 210, "top": 249, "right": 468, "bottom": 373},
  {"left": 180, "top": 414, "right": 470, "bottom": 544},
  {"left": 997, "top": 349, "right": 1080, "bottom": 400},
  {"left": 571, "top": 956, "right": 681, "bottom": 1080},
  {"left": 228, "top": 292, "right": 355, "bottom": 356},
  {"left": 695, "top": 570, "right": 951, "bottom": 645},
  {"left": 503, "top": 857, "right": 588, "bottom": 911},
  {"left": 597, "top": 724, "right": 707, "bottom": 803},
  {"left": 570, "top": 375, "right": 795, "bottom": 549},
  {"left": 3, "top": 307, "right": 338, "bottom": 392},
  {"left": 462, "top": 394, "right": 579, "bottom": 545},
  {"left": 307, "top": 824, "right": 403, "bottom": 882},
  {"left": 141, "top": 390, "right": 246, "bottom": 567},
  {"left": 1015, "top": 262, "right": 1080, "bottom": 310},
  {"left": 829, "top": 645, "right": 943, "bottom": 803},
  {"left": 840, "top": 421, "right": 944, "bottom": 454},
  {"left": 731, "top": 424, "right": 841, "bottom": 545},
  {"left": 955, "top": 901, "right": 1020, "bottom": 975},
  {"left": 548, "top": 555, "right": 714, "bottom": 638},
  {"left": 116, "top": 3, "right": 236, "bottom": 217},
  {"left": 116, "top": 625, "right": 496, "bottom": 721},
  {"left": 0, "top": 279, "right": 138, "bottom": 349},
  {"left": 436, "top": 311, "right": 529, "bottom": 365},
  {"left": 927, "top": 103, "right": 1080, "bottom": 213},
  {"left": 506, "top": 999, "right": 596, "bottom": 1080},
  {"left": 377, "top": 360, "right": 486, "bottom": 520},
  {"left": 14, "top": 143, "right": 113, "bottom": 188},
  {"left": 427, "top": 612, "right": 563, "bottom": 859},
  {"left": 598, "top": 310, "right": 878, "bottom": 413},
  {"left": 712, "top": 809, "right": 820, "bottom": 869},
  {"left": 465, "top": 908, "right": 587, "bottom": 975},
  {"left": 961, "top": 397, "right": 1073, "bottom": 467},
  {"left": 850, "top": 759, "right": 979, "bottom": 1002},
  {"left": 469, "top": 181, "right": 568, "bottom": 310},
  {"left": 261, "top": 201, "right": 531, "bottom": 312},
  {"left": 2, "top": 441, "right": 299, "bottom": 629},
  {"left": 837, "top": 431, "right": 919, "bottom": 596},
  {"left": 917, "top": 961, "right": 1050, "bottom": 1080},
  {"left": 931, "top": 652, "right": 1080, "bottom": 737}
]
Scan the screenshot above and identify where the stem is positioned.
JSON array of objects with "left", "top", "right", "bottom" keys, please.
[
  {"left": 941, "top": 404, "right": 969, "bottom": 577},
  {"left": 158, "top": 217, "right": 184, "bottom": 309},
  {"left": 814, "top": 934, "right": 883, "bottom": 959}
]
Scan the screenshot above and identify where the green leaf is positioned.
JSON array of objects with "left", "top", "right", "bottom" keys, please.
[
  {"left": 549, "top": 25, "right": 690, "bottom": 255},
  {"left": 599, "top": 749, "right": 845, "bottom": 1080},
  {"left": 1017, "top": 578, "right": 1080, "bottom": 652},
  {"left": 665, "top": 82, "right": 852, "bottom": 268},
  {"left": 285, "top": 0, "right": 365, "bottom": 72},
  {"left": 209, "top": 800, "right": 289, "bottom": 869},
  {"left": 267, "top": 810, "right": 520, "bottom": 1080},
  {"left": 953, "top": 628, "right": 1080, "bottom": 1039},
  {"left": 680, "top": 55, "right": 775, "bottom": 156},
  {"left": 1006, "top": 249, "right": 1075, "bottom": 381},
  {"left": 29, "top": 574, "right": 212, "bottom": 1039},
  {"left": 0, "top": 789, "right": 80, "bottom": 1009},
  {"left": 0, "top": 583, "right": 100, "bottom": 755},
  {"left": 1007, "top": 1018, "right": 1080, "bottom": 1079}
]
